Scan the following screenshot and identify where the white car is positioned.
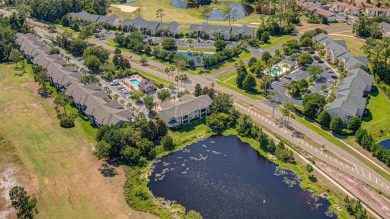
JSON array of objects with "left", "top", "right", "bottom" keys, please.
[{"left": 110, "top": 80, "right": 119, "bottom": 86}]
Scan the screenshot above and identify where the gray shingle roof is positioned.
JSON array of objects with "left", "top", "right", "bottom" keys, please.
[
  {"left": 122, "top": 17, "right": 160, "bottom": 30},
  {"left": 138, "top": 79, "right": 155, "bottom": 91},
  {"left": 97, "top": 14, "right": 120, "bottom": 26},
  {"left": 159, "top": 94, "right": 212, "bottom": 122},
  {"left": 379, "top": 22, "right": 390, "bottom": 33},
  {"left": 325, "top": 68, "right": 372, "bottom": 118},
  {"left": 231, "top": 25, "right": 255, "bottom": 37},
  {"left": 16, "top": 33, "right": 133, "bottom": 126},
  {"left": 279, "top": 59, "right": 295, "bottom": 66},
  {"left": 189, "top": 23, "right": 232, "bottom": 34},
  {"left": 69, "top": 11, "right": 100, "bottom": 23},
  {"left": 157, "top": 21, "right": 180, "bottom": 33}
]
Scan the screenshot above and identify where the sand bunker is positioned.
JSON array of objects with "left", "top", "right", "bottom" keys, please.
[{"left": 112, "top": 4, "right": 139, "bottom": 13}]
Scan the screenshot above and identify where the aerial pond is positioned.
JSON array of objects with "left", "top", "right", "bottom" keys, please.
[{"left": 148, "top": 135, "right": 336, "bottom": 218}]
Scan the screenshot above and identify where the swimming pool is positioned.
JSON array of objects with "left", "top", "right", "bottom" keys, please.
[
  {"left": 130, "top": 79, "right": 140, "bottom": 86},
  {"left": 270, "top": 69, "right": 282, "bottom": 76}
]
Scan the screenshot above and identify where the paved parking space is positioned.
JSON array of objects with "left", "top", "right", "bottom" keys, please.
[
  {"left": 271, "top": 70, "right": 310, "bottom": 106},
  {"left": 306, "top": 60, "right": 337, "bottom": 96},
  {"left": 271, "top": 59, "right": 338, "bottom": 106}
]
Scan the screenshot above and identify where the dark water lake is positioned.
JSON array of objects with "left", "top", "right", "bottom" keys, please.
[
  {"left": 176, "top": 51, "right": 212, "bottom": 66},
  {"left": 148, "top": 135, "right": 335, "bottom": 219},
  {"left": 379, "top": 139, "right": 390, "bottom": 150},
  {"left": 170, "top": 0, "right": 254, "bottom": 20}
]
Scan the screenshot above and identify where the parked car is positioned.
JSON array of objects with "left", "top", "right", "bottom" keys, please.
[
  {"left": 331, "top": 75, "right": 338, "bottom": 79},
  {"left": 110, "top": 80, "right": 119, "bottom": 86},
  {"left": 318, "top": 60, "right": 324, "bottom": 63},
  {"left": 117, "top": 86, "right": 124, "bottom": 90},
  {"left": 122, "top": 90, "right": 130, "bottom": 94}
]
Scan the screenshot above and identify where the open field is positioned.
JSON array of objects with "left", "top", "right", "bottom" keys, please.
[
  {"left": 329, "top": 34, "right": 365, "bottom": 56},
  {"left": 0, "top": 63, "right": 155, "bottom": 219},
  {"left": 262, "top": 35, "right": 293, "bottom": 49},
  {"left": 109, "top": 0, "right": 260, "bottom": 28},
  {"left": 362, "top": 87, "right": 390, "bottom": 140}
]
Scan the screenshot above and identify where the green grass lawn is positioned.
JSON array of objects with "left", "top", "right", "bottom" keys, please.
[
  {"left": 169, "top": 118, "right": 212, "bottom": 146},
  {"left": 133, "top": 67, "right": 171, "bottom": 86},
  {"left": 329, "top": 35, "right": 365, "bottom": 56},
  {"left": 204, "top": 50, "right": 253, "bottom": 75},
  {"left": 109, "top": 0, "right": 261, "bottom": 28},
  {"left": 55, "top": 24, "right": 79, "bottom": 34},
  {"left": 362, "top": 87, "right": 390, "bottom": 140},
  {"left": 0, "top": 63, "right": 153, "bottom": 219},
  {"left": 261, "top": 35, "right": 293, "bottom": 49},
  {"left": 293, "top": 115, "right": 390, "bottom": 182}
]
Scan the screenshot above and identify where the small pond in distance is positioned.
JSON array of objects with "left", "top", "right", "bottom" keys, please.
[
  {"left": 148, "top": 135, "right": 335, "bottom": 219},
  {"left": 379, "top": 138, "right": 390, "bottom": 150},
  {"left": 170, "top": 0, "right": 254, "bottom": 20}
]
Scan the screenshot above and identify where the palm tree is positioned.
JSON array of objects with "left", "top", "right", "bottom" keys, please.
[
  {"left": 181, "top": 74, "right": 188, "bottom": 89},
  {"left": 97, "top": 82, "right": 102, "bottom": 87},
  {"left": 127, "top": 102, "right": 132, "bottom": 109},
  {"left": 80, "top": 68, "right": 87, "bottom": 76},
  {"left": 47, "top": 24, "right": 57, "bottom": 36},
  {"left": 35, "top": 70, "right": 49, "bottom": 96},
  {"left": 170, "top": 66, "right": 176, "bottom": 86},
  {"left": 64, "top": 56, "right": 70, "bottom": 63},
  {"left": 156, "top": 9, "right": 165, "bottom": 23},
  {"left": 113, "top": 94, "right": 119, "bottom": 100},
  {"left": 164, "top": 67, "right": 171, "bottom": 84},
  {"left": 120, "top": 99, "right": 125, "bottom": 104},
  {"left": 54, "top": 92, "right": 71, "bottom": 115}
]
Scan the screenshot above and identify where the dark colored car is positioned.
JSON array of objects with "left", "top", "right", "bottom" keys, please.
[
  {"left": 318, "top": 60, "right": 324, "bottom": 63},
  {"left": 331, "top": 75, "right": 338, "bottom": 79}
]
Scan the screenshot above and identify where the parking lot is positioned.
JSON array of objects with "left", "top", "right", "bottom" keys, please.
[
  {"left": 305, "top": 2, "right": 358, "bottom": 23},
  {"left": 271, "top": 58, "right": 338, "bottom": 106}
]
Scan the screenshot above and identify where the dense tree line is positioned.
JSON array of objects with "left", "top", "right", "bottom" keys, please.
[
  {"left": 206, "top": 93, "right": 294, "bottom": 163},
  {"left": 17, "top": 0, "right": 109, "bottom": 22},
  {"left": 114, "top": 31, "right": 241, "bottom": 70},
  {"left": 235, "top": 61, "right": 257, "bottom": 91},
  {"left": 0, "top": 13, "right": 29, "bottom": 62},
  {"left": 255, "top": 13, "right": 298, "bottom": 38},
  {"left": 194, "top": 83, "right": 215, "bottom": 99},
  {"left": 353, "top": 16, "right": 390, "bottom": 39},
  {"left": 362, "top": 37, "right": 390, "bottom": 87},
  {"left": 355, "top": 128, "right": 390, "bottom": 167},
  {"left": 94, "top": 116, "right": 172, "bottom": 167}
]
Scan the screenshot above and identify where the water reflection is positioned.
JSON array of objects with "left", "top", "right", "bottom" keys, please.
[
  {"left": 148, "top": 135, "right": 336, "bottom": 219},
  {"left": 170, "top": 0, "right": 254, "bottom": 20}
]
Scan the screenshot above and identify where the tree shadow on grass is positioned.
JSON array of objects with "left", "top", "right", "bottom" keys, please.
[
  {"left": 363, "top": 109, "right": 373, "bottom": 123},
  {"left": 171, "top": 118, "right": 206, "bottom": 134},
  {"left": 98, "top": 163, "right": 118, "bottom": 177},
  {"left": 309, "top": 175, "right": 317, "bottom": 183}
]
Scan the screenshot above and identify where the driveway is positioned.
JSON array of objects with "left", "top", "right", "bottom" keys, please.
[
  {"left": 271, "top": 70, "right": 310, "bottom": 106},
  {"left": 306, "top": 60, "right": 337, "bottom": 96}
]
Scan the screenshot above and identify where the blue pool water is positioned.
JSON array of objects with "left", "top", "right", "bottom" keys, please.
[
  {"left": 270, "top": 69, "right": 282, "bottom": 76},
  {"left": 130, "top": 79, "right": 140, "bottom": 86}
]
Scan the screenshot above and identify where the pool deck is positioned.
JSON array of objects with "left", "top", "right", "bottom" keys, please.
[{"left": 121, "top": 75, "right": 143, "bottom": 91}]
